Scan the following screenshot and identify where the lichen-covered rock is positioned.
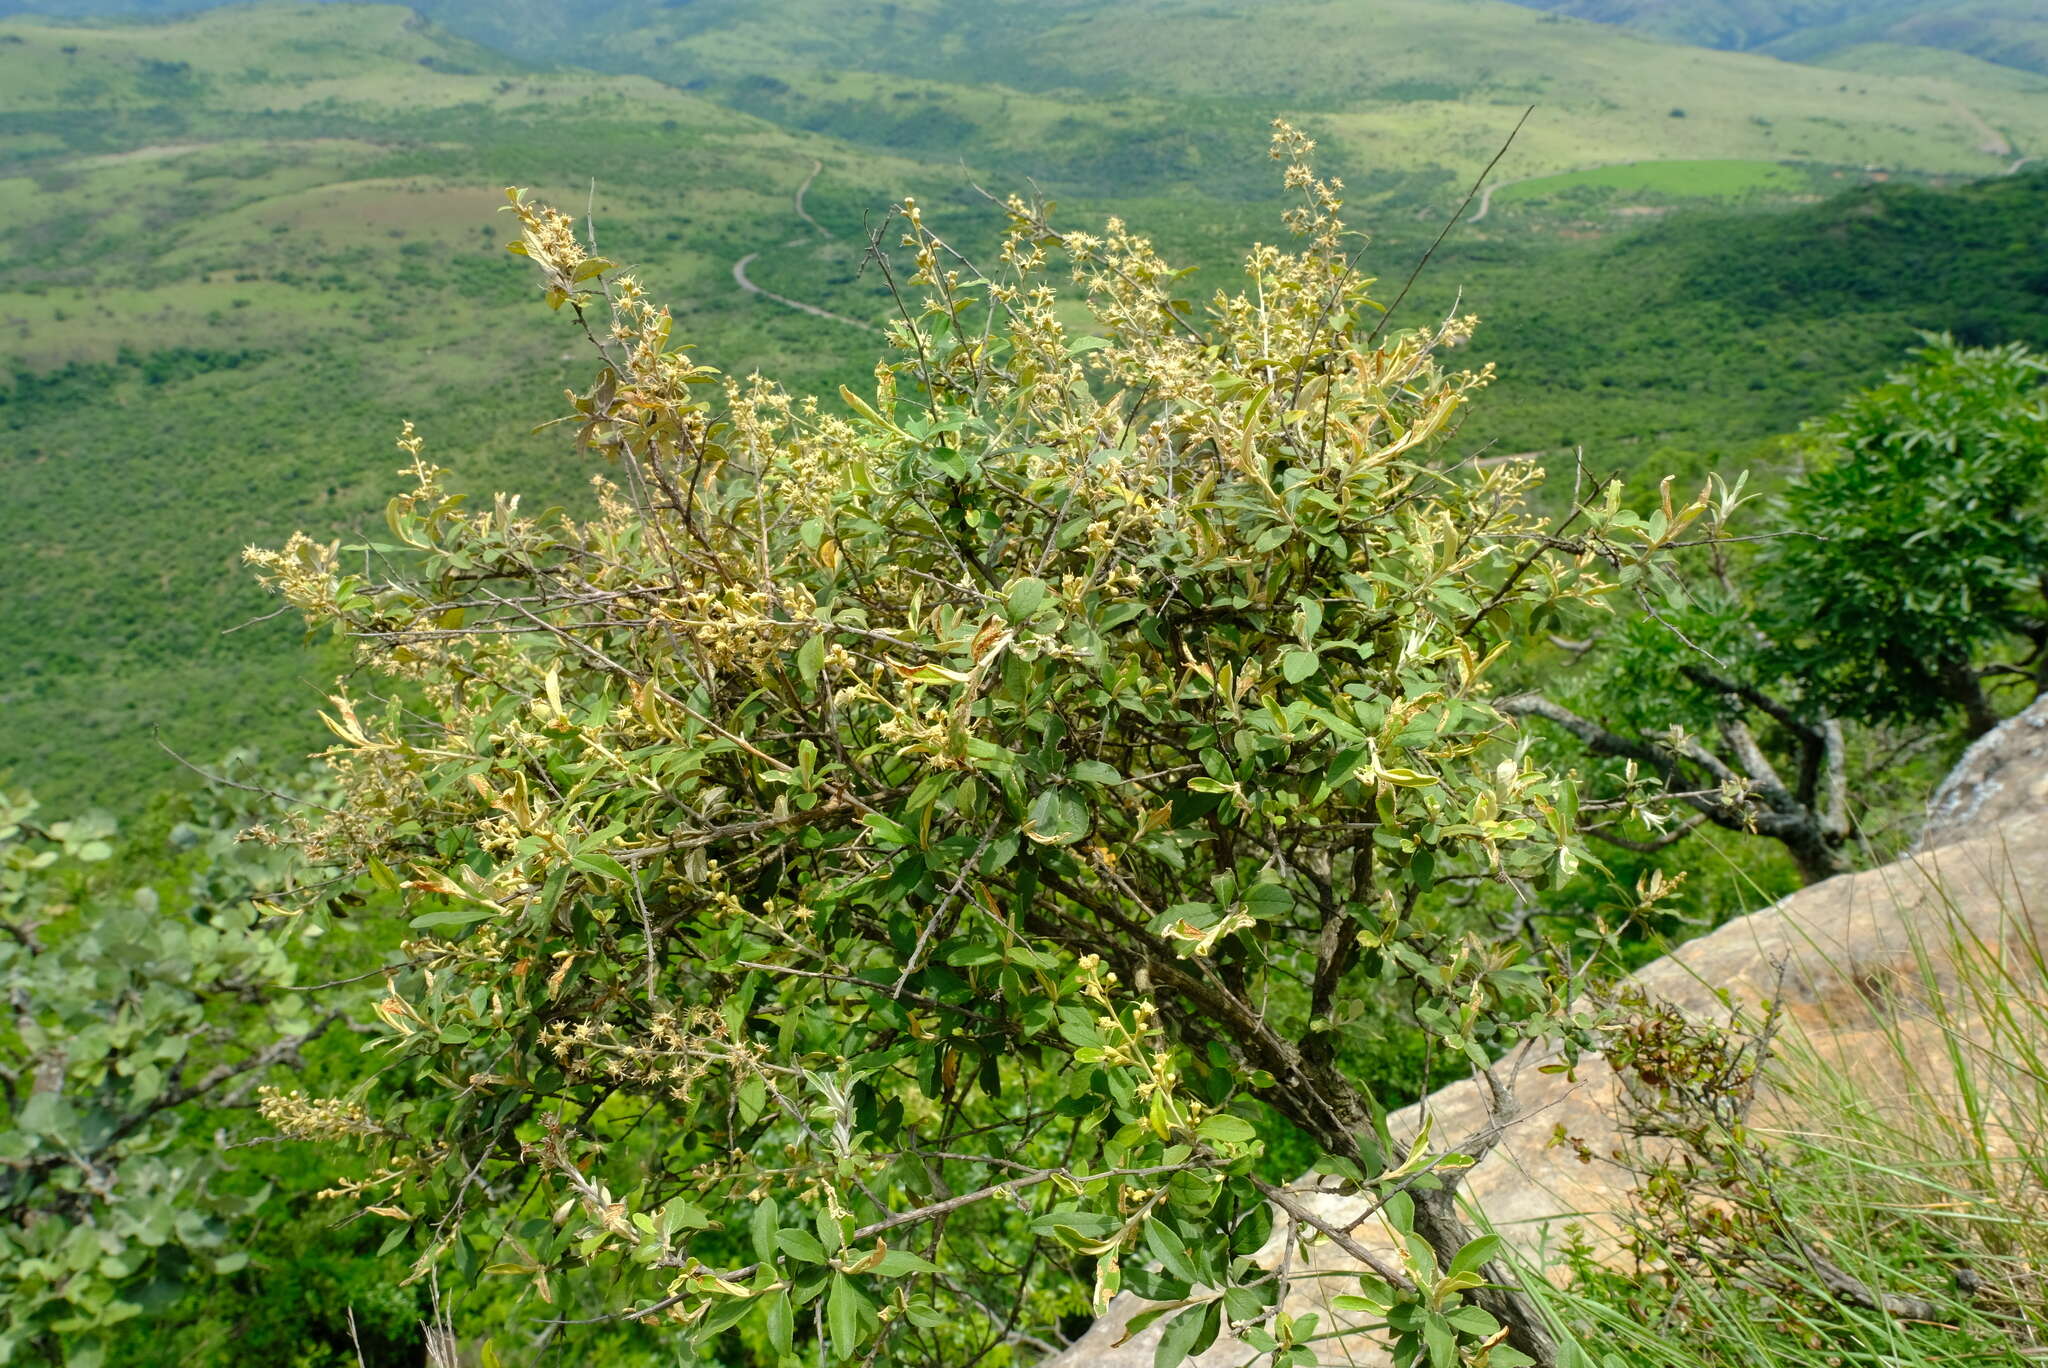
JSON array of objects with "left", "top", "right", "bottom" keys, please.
[
  {"left": 1052, "top": 703, "right": 2048, "bottom": 1368},
  {"left": 1918, "top": 696, "right": 2048, "bottom": 852}
]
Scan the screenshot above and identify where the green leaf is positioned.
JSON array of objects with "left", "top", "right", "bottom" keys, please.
[
  {"left": 1142, "top": 1218, "right": 1201, "bottom": 1286},
  {"left": 737, "top": 1074, "right": 767, "bottom": 1127},
  {"left": 860, "top": 811, "right": 917, "bottom": 846},
  {"left": 872, "top": 1249, "right": 940, "bottom": 1276},
  {"left": 1240, "top": 881, "right": 1292, "bottom": 919},
  {"left": 762, "top": 1289, "right": 795, "bottom": 1355},
  {"left": 1447, "top": 1232, "right": 1503, "bottom": 1279},
  {"left": 570, "top": 850, "right": 632, "bottom": 884},
  {"left": 1424, "top": 1312, "right": 1457, "bottom": 1368},
  {"left": 797, "top": 634, "right": 826, "bottom": 686},
  {"left": 1025, "top": 786, "right": 1090, "bottom": 846},
  {"left": 827, "top": 1272, "right": 870, "bottom": 1359},
  {"left": 408, "top": 907, "right": 495, "bottom": 931},
  {"left": 1154, "top": 1300, "right": 1220, "bottom": 1368},
  {"left": 1195, "top": 1114, "right": 1257, "bottom": 1147},
  {"left": 1282, "top": 648, "right": 1321, "bottom": 683},
  {"left": 1068, "top": 760, "right": 1123, "bottom": 786},
  {"left": 1122, "top": 1303, "right": 1182, "bottom": 1339},
  {"left": 1295, "top": 594, "right": 1325, "bottom": 644},
  {"left": 700, "top": 1292, "right": 757, "bottom": 1335},
  {"left": 661, "top": 1197, "right": 710, "bottom": 1236},
  {"left": 750, "top": 1199, "right": 779, "bottom": 1263},
  {"left": 1005, "top": 576, "right": 1048, "bottom": 621},
  {"left": 777, "top": 1228, "right": 829, "bottom": 1264},
  {"left": 1446, "top": 1305, "right": 1501, "bottom": 1336},
  {"left": 838, "top": 385, "right": 900, "bottom": 433}
]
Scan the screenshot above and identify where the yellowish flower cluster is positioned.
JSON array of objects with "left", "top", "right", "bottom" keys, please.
[
  {"left": 502, "top": 190, "right": 589, "bottom": 306},
  {"left": 656, "top": 579, "right": 819, "bottom": 677},
  {"left": 539, "top": 1006, "right": 732, "bottom": 1104},
  {"left": 1270, "top": 118, "right": 1347, "bottom": 253},
  {"left": 241, "top": 531, "right": 340, "bottom": 621},
  {"left": 258, "top": 1086, "right": 379, "bottom": 1143}
]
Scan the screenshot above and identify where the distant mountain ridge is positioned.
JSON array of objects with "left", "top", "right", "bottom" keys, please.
[{"left": 1503, "top": 0, "right": 2048, "bottom": 75}]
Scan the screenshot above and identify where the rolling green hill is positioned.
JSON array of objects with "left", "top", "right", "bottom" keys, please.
[
  {"left": 1439, "top": 168, "right": 2048, "bottom": 459},
  {"left": 337, "top": 0, "right": 2048, "bottom": 187},
  {"left": 5, "top": 0, "right": 2046, "bottom": 196},
  {"left": 3, "top": 0, "right": 2047, "bottom": 816},
  {"left": 0, "top": 4, "right": 935, "bottom": 809}
]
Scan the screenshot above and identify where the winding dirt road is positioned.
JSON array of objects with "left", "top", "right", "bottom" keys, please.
[
  {"left": 731, "top": 251, "right": 875, "bottom": 331},
  {"left": 731, "top": 159, "right": 876, "bottom": 332},
  {"left": 1467, "top": 173, "right": 1531, "bottom": 224},
  {"left": 792, "top": 159, "right": 831, "bottom": 239}
]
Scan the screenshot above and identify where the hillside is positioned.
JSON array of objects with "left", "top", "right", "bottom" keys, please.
[
  {"left": 1435, "top": 168, "right": 2048, "bottom": 459},
  {"left": 1504, "top": 0, "right": 2048, "bottom": 77},
  {"left": 5, "top": 0, "right": 2046, "bottom": 197},
  {"left": 321, "top": 0, "right": 2048, "bottom": 188},
  {"left": 4, "top": 0, "right": 2048, "bottom": 817},
  {"left": 0, "top": 3, "right": 934, "bottom": 809}
]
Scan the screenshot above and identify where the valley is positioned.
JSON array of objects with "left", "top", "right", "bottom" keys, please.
[{"left": 1, "top": 0, "right": 2045, "bottom": 816}]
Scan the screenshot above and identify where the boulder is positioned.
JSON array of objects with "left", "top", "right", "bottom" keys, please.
[{"left": 1918, "top": 695, "right": 2048, "bottom": 852}]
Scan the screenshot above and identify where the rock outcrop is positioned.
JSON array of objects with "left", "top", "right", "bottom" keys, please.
[
  {"left": 1918, "top": 695, "right": 2048, "bottom": 852},
  {"left": 1053, "top": 703, "right": 2048, "bottom": 1367}
]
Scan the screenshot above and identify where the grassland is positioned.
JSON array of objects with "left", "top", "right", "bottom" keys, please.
[
  {"left": 308, "top": 0, "right": 2048, "bottom": 201},
  {"left": 0, "top": 4, "right": 938, "bottom": 810},
  {"left": 1494, "top": 157, "right": 1818, "bottom": 205},
  {"left": 1818, "top": 38, "right": 2048, "bottom": 94}
]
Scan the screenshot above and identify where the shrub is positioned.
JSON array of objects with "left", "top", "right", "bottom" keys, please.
[
  {"left": 0, "top": 774, "right": 342, "bottom": 1368},
  {"left": 1764, "top": 335, "right": 2048, "bottom": 737},
  {"left": 248, "top": 124, "right": 1716, "bottom": 1367}
]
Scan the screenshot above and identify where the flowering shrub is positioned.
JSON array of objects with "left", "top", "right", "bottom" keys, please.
[{"left": 249, "top": 123, "right": 1716, "bottom": 1367}]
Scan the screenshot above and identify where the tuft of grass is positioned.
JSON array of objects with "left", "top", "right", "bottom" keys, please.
[{"left": 1518, "top": 837, "right": 2048, "bottom": 1366}]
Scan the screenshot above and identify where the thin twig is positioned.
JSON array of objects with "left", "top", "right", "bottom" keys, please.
[{"left": 1367, "top": 106, "right": 1533, "bottom": 347}]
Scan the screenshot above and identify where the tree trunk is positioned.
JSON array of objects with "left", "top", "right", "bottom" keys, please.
[
  {"left": 1941, "top": 657, "right": 2001, "bottom": 739},
  {"left": 1782, "top": 823, "right": 1846, "bottom": 886}
]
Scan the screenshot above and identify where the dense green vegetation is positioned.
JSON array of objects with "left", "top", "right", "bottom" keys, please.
[
  {"left": 1442, "top": 168, "right": 2048, "bottom": 456},
  {"left": 4, "top": 3, "right": 2048, "bottom": 1365},
  {"left": 0, "top": 5, "right": 922, "bottom": 811}
]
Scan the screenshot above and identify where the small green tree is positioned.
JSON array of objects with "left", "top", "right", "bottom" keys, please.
[
  {"left": 249, "top": 125, "right": 1717, "bottom": 1367},
  {"left": 1499, "top": 570, "right": 1856, "bottom": 886},
  {"left": 1498, "top": 338, "right": 2047, "bottom": 889},
  {"left": 1766, "top": 335, "right": 2047, "bottom": 737},
  {"left": 0, "top": 777, "right": 342, "bottom": 1368}
]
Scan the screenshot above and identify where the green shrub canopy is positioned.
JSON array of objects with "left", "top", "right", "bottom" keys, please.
[{"left": 248, "top": 124, "right": 1714, "bottom": 1367}]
